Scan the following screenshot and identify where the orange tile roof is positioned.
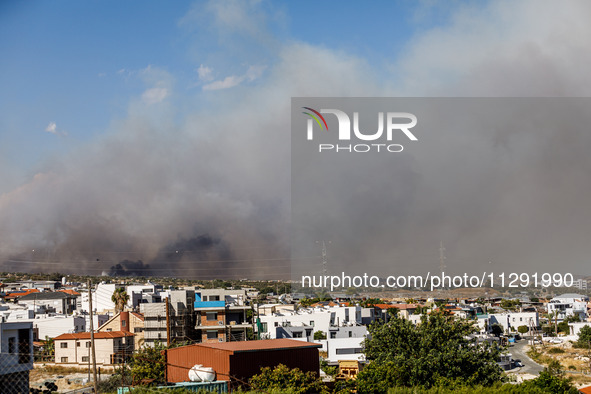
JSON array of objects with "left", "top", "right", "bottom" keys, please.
[
  {"left": 374, "top": 304, "right": 399, "bottom": 309},
  {"left": 579, "top": 385, "right": 591, "bottom": 394},
  {"left": 131, "top": 312, "right": 145, "bottom": 321},
  {"left": 58, "top": 289, "right": 81, "bottom": 296},
  {"left": 4, "top": 289, "right": 40, "bottom": 299},
  {"left": 375, "top": 303, "right": 418, "bottom": 310},
  {"left": 54, "top": 331, "right": 134, "bottom": 340}
]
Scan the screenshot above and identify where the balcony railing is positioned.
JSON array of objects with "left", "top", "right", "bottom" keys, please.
[{"left": 194, "top": 301, "right": 226, "bottom": 308}]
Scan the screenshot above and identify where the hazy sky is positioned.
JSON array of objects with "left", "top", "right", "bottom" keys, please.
[{"left": 1, "top": 1, "right": 590, "bottom": 279}]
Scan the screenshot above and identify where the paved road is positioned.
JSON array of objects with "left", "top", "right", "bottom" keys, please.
[{"left": 506, "top": 339, "right": 544, "bottom": 375}]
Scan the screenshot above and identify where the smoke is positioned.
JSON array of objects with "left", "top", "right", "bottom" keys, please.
[
  {"left": 1, "top": 0, "right": 591, "bottom": 278},
  {"left": 108, "top": 260, "right": 152, "bottom": 277}
]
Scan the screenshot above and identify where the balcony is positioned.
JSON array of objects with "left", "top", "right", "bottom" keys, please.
[{"left": 194, "top": 301, "right": 226, "bottom": 309}]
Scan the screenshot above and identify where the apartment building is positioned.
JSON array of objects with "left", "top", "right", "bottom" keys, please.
[
  {"left": 194, "top": 289, "right": 252, "bottom": 343},
  {"left": 98, "top": 311, "right": 145, "bottom": 349},
  {"left": 547, "top": 294, "right": 589, "bottom": 321},
  {"left": 257, "top": 305, "right": 363, "bottom": 340},
  {"left": 0, "top": 320, "right": 34, "bottom": 394},
  {"left": 18, "top": 292, "right": 78, "bottom": 314},
  {"left": 54, "top": 331, "right": 134, "bottom": 365},
  {"left": 141, "top": 290, "right": 195, "bottom": 346}
]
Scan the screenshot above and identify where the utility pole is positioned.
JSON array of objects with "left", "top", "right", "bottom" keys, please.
[
  {"left": 165, "top": 297, "right": 171, "bottom": 346},
  {"left": 439, "top": 241, "right": 446, "bottom": 275},
  {"left": 87, "top": 280, "right": 98, "bottom": 393}
]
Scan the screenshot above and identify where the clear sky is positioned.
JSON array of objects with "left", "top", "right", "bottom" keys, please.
[{"left": 1, "top": 0, "right": 591, "bottom": 278}]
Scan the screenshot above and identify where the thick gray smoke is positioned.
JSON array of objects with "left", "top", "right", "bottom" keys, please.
[{"left": 1, "top": 0, "right": 591, "bottom": 278}]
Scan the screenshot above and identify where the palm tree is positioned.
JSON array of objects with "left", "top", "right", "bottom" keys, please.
[{"left": 111, "top": 288, "right": 129, "bottom": 313}]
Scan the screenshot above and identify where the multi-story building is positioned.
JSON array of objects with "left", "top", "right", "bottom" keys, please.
[
  {"left": 141, "top": 290, "right": 195, "bottom": 346},
  {"left": 54, "top": 331, "right": 134, "bottom": 366},
  {"left": 0, "top": 319, "right": 34, "bottom": 394},
  {"left": 547, "top": 294, "right": 589, "bottom": 321},
  {"left": 18, "top": 292, "right": 78, "bottom": 314},
  {"left": 98, "top": 311, "right": 145, "bottom": 350},
  {"left": 194, "top": 289, "right": 252, "bottom": 343},
  {"left": 126, "top": 283, "right": 162, "bottom": 308},
  {"left": 487, "top": 311, "right": 539, "bottom": 334},
  {"left": 257, "top": 305, "right": 363, "bottom": 340},
  {"left": 572, "top": 279, "right": 588, "bottom": 291}
]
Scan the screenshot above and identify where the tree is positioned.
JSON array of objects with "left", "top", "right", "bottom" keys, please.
[
  {"left": 111, "top": 287, "right": 130, "bottom": 313},
  {"left": 491, "top": 323, "right": 504, "bottom": 337},
  {"left": 517, "top": 325, "right": 529, "bottom": 335},
  {"left": 130, "top": 342, "right": 166, "bottom": 385},
  {"left": 520, "top": 361, "right": 577, "bottom": 394},
  {"left": 314, "top": 330, "right": 327, "bottom": 340},
  {"left": 249, "top": 364, "right": 327, "bottom": 394},
  {"left": 359, "top": 311, "right": 502, "bottom": 390},
  {"left": 575, "top": 325, "right": 591, "bottom": 348}
]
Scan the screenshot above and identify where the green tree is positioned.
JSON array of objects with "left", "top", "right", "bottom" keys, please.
[
  {"left": 490, "top": 323, "right": 504, "bottom": 337},
  {"left": 360, "top": 311, "right": 502, "bottom": 390},
  {"left": 517, "top": 325, "right": 529, "bottom": 335},
  {"left": 314, "top": 330, "right": 327, "bottom": 340},
  {"left": 249, "top": 364, "right": 327, "bottom": 394},
  {"left": 575, "top": 325, "right": 591, "bottom": 348},
  {"left": 130, "top": 342, "right": 166, "bottom": 384},
  {"left": 111, "top": 287, "right": 130, "bottom": 313},
  {"left": 520, "top": 361, "right": 577, "bottom": 394}
]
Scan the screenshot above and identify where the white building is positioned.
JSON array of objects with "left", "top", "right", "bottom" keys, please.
[
  {"left": 0, "top": 319, "right": 34, "bottom": 394},
  {"left": 258, "top": 305, "right": 363, "bottom": 339},
  {"left": 572, "top": 279, "right": 588, "bottom": 291},
  {"left": 488, "top": 311, "right": 539, "bottom": 334},
  {"left": 325, "top": 337, "right": 366, "bottom": 363},
  {"left": 80, "top": 283, "right": 126, "bottom": 313},
  {"left": 54, "top": 331, "right": 134, "bottom": 366},
  {"left": 568, "top": 322, "right": 591, "bottom": 337},
  {"left": 547, "top": 294, "right": 589, "bottom": 321}
]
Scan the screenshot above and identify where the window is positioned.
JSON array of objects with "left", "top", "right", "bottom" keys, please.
[
  {"left": 82, "top": 356, "right": 89, "bottom": 362},
  {"left": 206, "top": 312, "right": 218, "bottom": 321},
  {"left": 122, "top": 320, "right": 126, "bottom": 327},
  {"left": 77, "top": 342, "right": 81, "bottom": 347},
  {"left": 336, "top": 348, "right": 363, "bottom": 355},
  {"left": 348, "top": 331, "right": 352, "bottom": 338},
  {"left": 8, "top": 337, "right": 16, "bottom": 354},
  {"left": 293, "top": 332, "right": 303, "bottom": 338},
  {"left": 202, "top": 296, "right": 208, "bottom": 301},
  {"left": 60, "top": 342, "right": 68, "bottom": 348},
  {"left": 107, "top": 328, "right": 112, "bottom": 332},
  {"left": 261, "top": 323, "right": 268, "bottom": 333},
  {"left": 310, "top": 321, "right": 315, "bottom": 327},
  {"left": 306, "top": 329, "right": 312, "bottom": 337},
  {"left": 61, "top": 357, "right": 68, "bottom": 363},
  {"left": 274, "top": 322, "right": 279, "bottom": 327},
  {"left": 207, "top": 331, "right": 217, "bottom": 339},
  {"left": 86, "top": 342, "right": 91, "bottom": 348},
  {"left": 330, "top": 332, "right": 337, "bottom": 339},
  {"left": 134, "top": 327, "right": 144, "bottom": 333},
  {"left": 210, "top": 295, "right": 220, "bottom": 301}
]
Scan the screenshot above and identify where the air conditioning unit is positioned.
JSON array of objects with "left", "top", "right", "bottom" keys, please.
[
  {"left": 218, "top": 320, "right": 224, "bottom": 326},
  {"left": 218, "top": 338, "right": 223, "bottom": 342}
]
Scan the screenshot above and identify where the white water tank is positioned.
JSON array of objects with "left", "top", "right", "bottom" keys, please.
[
  {"left": 197, "top": 366, "right": 216, "bottom": 382},
  {"left": 188, "top": 364, "right": 203, "bottom": 382}
]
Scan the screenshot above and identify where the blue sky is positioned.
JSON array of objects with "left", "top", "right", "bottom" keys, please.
[{"left": 0, "top": 0, "right": 454, "bottom": 190}]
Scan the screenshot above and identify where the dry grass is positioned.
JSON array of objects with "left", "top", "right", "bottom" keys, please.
[{"left": 528, "top": 341, "right": 591, "bottom": 386}]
